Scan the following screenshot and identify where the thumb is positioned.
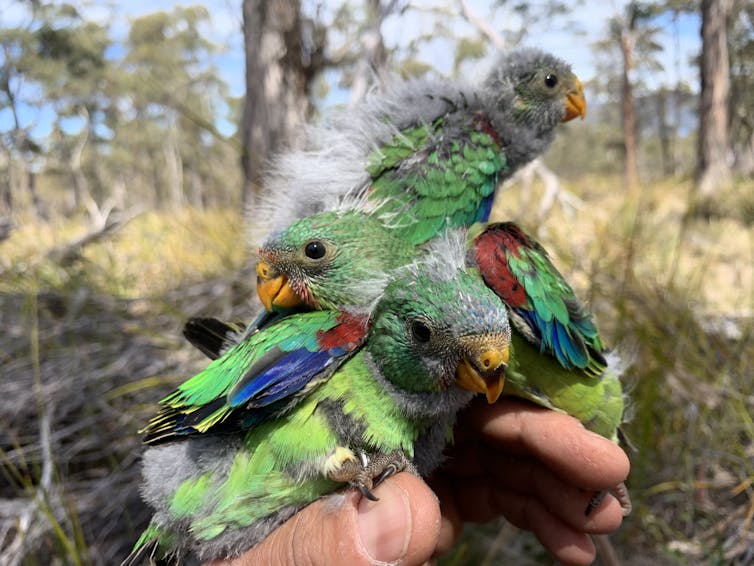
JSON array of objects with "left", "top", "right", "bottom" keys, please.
[{"left": 209, "top": 473, "right": 441, "bottom": 566}]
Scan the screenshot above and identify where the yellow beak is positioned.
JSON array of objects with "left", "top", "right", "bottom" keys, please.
[
  {"left": 455, "top": 345, "right": 509, "bottom": 404},
  {"left": 256, "top": 261, "right": 304, "bottom": 311},
  {"left": 563, "top": 77, "right": 587, "bottom": 121}
]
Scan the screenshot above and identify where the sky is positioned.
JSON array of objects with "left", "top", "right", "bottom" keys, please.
[{"left": 1, "top": 0, "right": 701, "bottom": 138}]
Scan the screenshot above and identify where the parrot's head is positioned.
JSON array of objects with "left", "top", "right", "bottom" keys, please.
[
  {"left": 484, "top": 47, "right": 586, "bottom": 136},
  {"left": 256, "top": 210, "right": 415, "bottom": 312},
  {"left": 368, "top": 236, "right": 512, "bottom": 414}
]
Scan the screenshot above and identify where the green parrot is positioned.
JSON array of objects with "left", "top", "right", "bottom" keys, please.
[
  {"left": 249, "top": 211, "right": 630, "bottom": 514},
  {"left": 255, "top": 209, "right": 418, "bottom": 312},
  {"left": 126, "top": 254, "right": 511, "bottom": 565},
  {"left": 182, "top": 209, "right": 418, "bottom": 360},
  {"left": 466, "top": 222, "right": 629, "bottom": 517},
  {"left": 253, "top": 47, "right": 586, "bottom": 247}
]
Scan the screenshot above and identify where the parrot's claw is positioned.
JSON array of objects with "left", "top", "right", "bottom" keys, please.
[
  {"left": 372, "top": 450, "right": 418, "bottom": 487},
  {"left": 585, "top": 490, "right": 607, "bottom": 516},
  {"left": 357, "top": 483, "right": 379, "bottom": 501},
  {"left": 327, "top": 449, "right": 416, "bottom": 501},
  {"left": 585, "top": 481, "right": 632, "bottom": 517},
  {"left": 372, "top": 464, "right": 399, "bottom": 487},
  {"left": 327, "top": 449, "right": 379, "bottom": 500},
  {"left": 613, "top": 481, "right": 633, "bottom": 516}
]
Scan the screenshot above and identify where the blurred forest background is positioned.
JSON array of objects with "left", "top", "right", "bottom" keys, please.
[{"left": 1, "top": 0, "right": 752, "bottom": 564}]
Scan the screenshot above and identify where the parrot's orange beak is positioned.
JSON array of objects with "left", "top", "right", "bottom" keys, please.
[
  {"left": 256, "top": 261, "right": 304, "bottom": 311},
  {"left": 455, "top": 344, "right": 509, "bottom": 404},
  {"left": 563, "top": 77, "right": 586, "bottom": 121}
]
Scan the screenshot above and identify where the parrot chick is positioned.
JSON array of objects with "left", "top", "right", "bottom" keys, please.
[
  {"left": 126, "top": 248, "right": 511, "bottom": 565},
  {"left": 252, "top": 47, "right": 586, "bottom": 247}
]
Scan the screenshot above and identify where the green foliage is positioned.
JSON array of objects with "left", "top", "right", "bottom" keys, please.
[
  {"left": 395, "top": 58, "right": 435, "bottom": 79},
  {"left": 0, "top": 1, "right": 240, "bottom": 218}
]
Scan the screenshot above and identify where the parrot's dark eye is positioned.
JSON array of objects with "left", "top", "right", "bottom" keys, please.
[
  {"left": 304, "top": 240, "right": 327, "bottom": 260},
  {"left": 544, "top": 74, "right": 558, "bottom": 88},
  {"left": 410, "top": 320, "right": 432, "bottom": 343}
]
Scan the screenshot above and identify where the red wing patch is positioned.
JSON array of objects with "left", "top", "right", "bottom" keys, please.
[
  {"left": 316, "top": 312, "right": 371, "bottom": 352},
  {"left": 474, "top": 227, "right": 529, "bottom": 308},
  {"left": 472, "top": 112, "right": 502, "bottom": 148}
]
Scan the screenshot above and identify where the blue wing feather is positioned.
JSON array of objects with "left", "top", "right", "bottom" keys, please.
[
  {"left": 473, "top": 222, "right": 606, "bottom": 376},
  {"left": 142, "top": 311, "right": 369, "bottom": 443},
  {"left": 228, "top": 348, "right": 338, "bottom": 408}
]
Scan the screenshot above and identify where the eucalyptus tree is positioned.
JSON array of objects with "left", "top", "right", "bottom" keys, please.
[{"left": 120, "top": 6, "right": 230, "bottom": 208}]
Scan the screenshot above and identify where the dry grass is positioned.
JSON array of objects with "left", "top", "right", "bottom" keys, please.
[
  {"left": 1, "top": 174, "right": 752, "bottom": 564},
  {"left": 0, "top": 208, "right": 248, "bottom": 298},
  {"left": 0, "top": 207, "right": 254, "bottom": 566}
]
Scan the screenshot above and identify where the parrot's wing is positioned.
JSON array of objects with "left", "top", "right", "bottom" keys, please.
[
  {"left": 142, "top": 310, "right": 370, "bottom": 443},
  {"left": 182, "top": 309, "right": 295, "bottom": 361},
  {"left": 365, "top": 113, "right": 504, "bottom": 245},
  {"left": 472, "top": 222, "right": 606, "bottom": 375},
  {"left": 183, "top": 317, "right": 247, "bottom": 360},
  {"left": 248, "top": 308, "right": 297, "bottom": 332},
  {"left": 226, "top": 310, "right": 368, "bottom": 410}
]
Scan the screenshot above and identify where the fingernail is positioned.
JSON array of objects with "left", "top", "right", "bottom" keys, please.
[{"left": 357, "top": 481, "right": 411, "bottom": 563}]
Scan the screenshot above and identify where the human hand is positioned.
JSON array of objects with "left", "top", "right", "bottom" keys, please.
[
  {"left": 430, "top": 397, "right": 630, "bottom": 565},
  {"left": 205, "top": 397, "right": 629, "bottom": 566}
]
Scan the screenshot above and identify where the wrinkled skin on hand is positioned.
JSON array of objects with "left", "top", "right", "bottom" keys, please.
[{"left": 430, "top": 397, "right": 629, "bottom": 564}]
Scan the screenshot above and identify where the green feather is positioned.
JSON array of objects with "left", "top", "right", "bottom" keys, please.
[
  {"left": 363, "top": 116, "right": 504, "bottom": 245},
  {"left": 505, "top": 334, "right": 623, "bottom": 441},
  {"left": 259, "top": 212, "right": 623, "bottom": 445},
  {"left": 141, "top": 310, "right": 343, "bottom": 441},
  {"left": 170, "top": 473, "right": 213, "bottom": 518}
]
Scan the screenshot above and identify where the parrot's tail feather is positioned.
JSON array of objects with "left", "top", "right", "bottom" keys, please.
[
  {"left": 120, "top": 538, "right": 160, "bottom": 566},
  {"left": 183, "top": 317, "right": 246, "bottom": 360},
  {"left": 617, "top": 426, "right": 638, "bottom": 452}
]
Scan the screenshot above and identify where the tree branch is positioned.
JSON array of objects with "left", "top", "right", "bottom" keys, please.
[
  {"left": 457, "top": 0, "right": 507, "bottom": 50},
  {"left": 46, "top": 207, "right": 143, "bottom": 266}
]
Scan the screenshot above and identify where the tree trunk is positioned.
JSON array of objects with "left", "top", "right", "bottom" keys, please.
[
  {"left": 656, "top": 88, "right": 674, "bottom": 176},
  {"left": 188, "top": 168, "right": 204, "bottom": 208},
  {"left": 164, "top": 125, "right": 184, "bottom": 208},
  {"left": 151, "top": 156, "right": 164, "bottom": 208},
  {"left": 697, "top": 0, "right": 731, "bottom": 195},
  {"left": 68, "top": 108, "right": 92, "bottom": 212},
  {"left": 620, "top": 28, "right": 639, "bottom": 194},
  {"left": 348, "top": 0, "right": 395, "bottom": 106},
  {"left": 27, "top": 166, "right": 46, "bottom": 220},
  {"left": 240, "top": 0, "right": 316, "bottom": 212},
  {"left": 0, "top": 142, "right": 12, "bottom": 214}
]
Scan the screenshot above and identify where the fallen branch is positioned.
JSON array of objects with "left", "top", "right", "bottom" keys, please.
[{"left": 46, "top": 206, "right": 143, "bottom": 266}]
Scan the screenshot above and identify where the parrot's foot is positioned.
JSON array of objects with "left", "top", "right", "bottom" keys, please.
[
  {"left": 613, "top": 481, "right": 632, "bottom": 516},
  {"left": 370, "top": 450, "right": 419, "bottom": 487},
  {"left": 585, "top": 490, "right": 607, "bottom": 516},
  {"left": 585, "top": 482, "right": 632, "bottom": 517},
  {"left": 327, "top": 449, "right": 416, "bottom": 502}
]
